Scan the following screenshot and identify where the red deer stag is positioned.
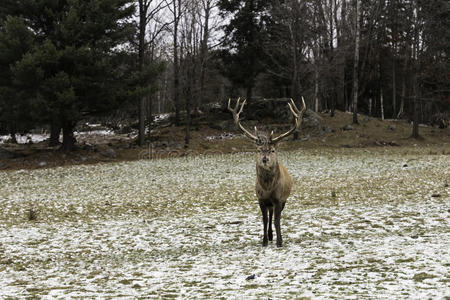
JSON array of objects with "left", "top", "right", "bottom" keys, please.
[{"left": 228, "top": 97, "right": 306, "bottom": 247}]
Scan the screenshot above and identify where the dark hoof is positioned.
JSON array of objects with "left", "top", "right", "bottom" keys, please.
[
  {"left": 276, "top": 240, "right": 283, "bottom": 247},
  {"left": 262, "top": 238, "right": 268, "bottom": 247},
  {"left": 268, "top": 231, "right": 273, "bottom": 241}
]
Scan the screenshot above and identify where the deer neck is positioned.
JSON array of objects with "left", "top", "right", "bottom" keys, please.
[{"left": 256, "top": 162, "right": 280, "bottom": 191}]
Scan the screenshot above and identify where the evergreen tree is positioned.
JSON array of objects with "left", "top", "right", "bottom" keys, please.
[
  {"left": 0, "top": 16, "right": 35, "bottom": 141},
  {"left": 4, "top": 0, "right": 135, "bottom": 151},
  {"left": 218, "top": 0, "right": 271, "bottom": 100},
  {"left": 418, "top": 0, "right": 450, "bottom": 108}
]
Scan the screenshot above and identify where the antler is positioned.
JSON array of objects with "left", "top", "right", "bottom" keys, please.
[
  {"left": 270, "top": 97, "right": 307, "bottom": 143},
  {"left": 228, "top": 98, "right": 259, "bottom": 141}
]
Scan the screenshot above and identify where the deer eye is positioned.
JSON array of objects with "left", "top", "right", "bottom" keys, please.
[{"left": 271, "top": 150, "right": 275, "bottom": 153}]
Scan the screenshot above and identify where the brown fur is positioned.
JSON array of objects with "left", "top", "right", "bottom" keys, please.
[
  {"left": 228, "top": 97, "right": 305, "bottom": 247},
  {"left": 255, "top": 135, "right": 292, "bottom": 247}
]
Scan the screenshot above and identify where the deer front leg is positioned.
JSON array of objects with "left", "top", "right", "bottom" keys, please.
[
  {"left": 268, "top": 208, "right": 273, "bottom": 241},
  {"left": 259, "top": 202, "right": 268, "bottom": 246},
  {"left": 274, "top": 203, "right": 283, "bottom": 247}
]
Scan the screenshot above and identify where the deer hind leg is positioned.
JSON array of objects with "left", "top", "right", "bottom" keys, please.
[
  {"left": 259, "top": 202, "right": 269, "bottom": 246},
  {"left": 268, "top": 208, "right": 273, "bottom": 241},
  {"left": 274, "top": 203, "right": 283, "bottom": 247}
]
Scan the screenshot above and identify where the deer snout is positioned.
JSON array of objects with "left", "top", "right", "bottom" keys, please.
[{"left": 262, "top": 156, "right": 268, "bottom": 164}]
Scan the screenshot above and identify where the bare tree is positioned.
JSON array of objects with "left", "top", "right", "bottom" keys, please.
[
  {"left": 352, "top": 0, "right": 360, "bottom": 124},
  {"left": 397, "top": 45, "right": 409, "bottom": 119},
  {"left": 411, "top": 0, "right": 420, "bottom": 139},
  {"left": 136, "top": 0, "right": 171, "bottom": 146},
  {"left": 137, "top": 0, "right": 149, "bottom": 146},
  {"left": 166, "top": 0, "right": 183, "bottom": 126},
  {"left": 180, "top": 0, "right": 199, "bottom": 147},
  {"left": 198, "top": 0, "right": 209, "bottom": 109}
]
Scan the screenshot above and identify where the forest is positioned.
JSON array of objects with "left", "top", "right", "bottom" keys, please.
[{"left": 0, "top": 0, "right": 449, "bottom": 152}]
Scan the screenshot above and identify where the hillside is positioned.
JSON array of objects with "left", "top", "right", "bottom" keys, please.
[{"left": 0, "top": 110, "right": 449, "bottom": 170}]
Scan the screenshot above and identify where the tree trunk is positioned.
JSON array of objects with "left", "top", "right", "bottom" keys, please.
[
  {"left": 291, "top": 70, "right": 300, "bottom": 104},
  {"left": 374, "top": 94, "right": 377, "bottom": 116},
  {"left": 368, "top": 97, "right": 372, "bottom": 117},
  {"left": 332, "top": 0, "right": 340, "bottom": 117},
  {"left": 352, "top": 0, "right": 360, "bottom": 124},
  {"left": 199, "top": 0, "right": 211, "bottom": 112},
  {"left": 9, "top": 123, "right": 17, "bottom": 144},
  {"left": 392, "top": 54, "right": 396, "bottom": 118},
  {"left": 390, "top": 0, "right": 398, "bottom": 117},
  {"left": 412, "top": 92, "right": 419, "bottom": 138},
  {"left": 185, "top": 90, "right": 191, "bottom": 148},
  {"left": 397, "top": 46, "right": 409, "bottom": 119},
  {"left": 314, "top": 52, "right": 319, "bottom": 113},
  {"left": 345, "top": 87, "right": 349, "bottom": 112},
  {"left": 139, "top": 97, "right": 146, "bottom": 146},
  {"left": 246, "top": 86, "right": 252, "bottom": 102},
  {"left": 339, "top": 0, "right": 347, "bottom": 114},
  {"left": 160, "top": 70, "right": 168, "bottom": 114},
  {"left": 326, "top": 0, "right": 334, "bottom": 117},
  {"left": 411, "top": 4, "right": 420, "bottom": 139},
  {"left": 138, "top": 0, "right": 148, "bottom": 146},
  {"left": 289, "top": 22, "right": 301, "bottom": 103},
  {"left": 10, "top": 134, "right": 17, "bottom": 144},
  {"left": 147, "top": 95, "right": 152, "bottom": 140},
  {"left": 61, "top": 121, "right": 75, "bottom": 152},
  {"left": 173, "top": 0, "right": 181, "bottom": 126},
  {"left": 330, "top": 96, "right": 335, "bottom": 117},
  {"left": 312, "top": 3, "right": 321, "bottom": 113},
  {"left": 380, "top": 88, "right": 384, "bottom": 120},
  {"left": 49, "top": 116, "right": 61, "bottom": 146}
]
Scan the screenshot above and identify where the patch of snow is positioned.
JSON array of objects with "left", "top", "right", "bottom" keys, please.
[
  {"left": 205, "top": 132, "right": 237, "bottom": 141},
  {"left": 74, "top": 129, "right": 115, "bottom": 136},
  {"left": 0, "top": 129, "right": 119, "bottom": 144},
  {"left": 154, "top": 113, "right": 170, "bottom": 123},
  {"left": 0, "top": 133, "right": 49, "bottom": 144}
]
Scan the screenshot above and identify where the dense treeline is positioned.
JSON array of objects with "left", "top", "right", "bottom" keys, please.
[
  {"left": 0, "top": 0, "right": 448, "bottom": 150},
  {"left": 218, "top": 0, "right": 449, "bottom": 131}
]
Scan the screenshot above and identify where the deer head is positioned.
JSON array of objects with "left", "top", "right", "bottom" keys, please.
[{"left": 228, "top": 97, "right": 306, "bottom": 169}]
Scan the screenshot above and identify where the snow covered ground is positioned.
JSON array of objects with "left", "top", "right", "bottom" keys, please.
[
  {"left": 0, "top": 130, "right": 116, "bottom": 145},
  {"left": 0, "top": 133, "right": 49, "bottom": 144},
  {"left": 0, "top": 149, "right": 449, "bottom": 298}
]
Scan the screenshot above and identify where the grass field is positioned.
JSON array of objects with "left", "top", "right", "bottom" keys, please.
[{"left": 0, "top": 148, "right": 449, "bottom": 298}]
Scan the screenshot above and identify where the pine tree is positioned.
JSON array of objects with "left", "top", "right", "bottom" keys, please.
[
  {"left": 218, "top": 0, "right": 271, "bottom": 100},
  {"left": 6, "top": 0, "right": 135, "bottom": 151},
  {"left": 0, "top": 16, "right": 35, "bottom": 141}
]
